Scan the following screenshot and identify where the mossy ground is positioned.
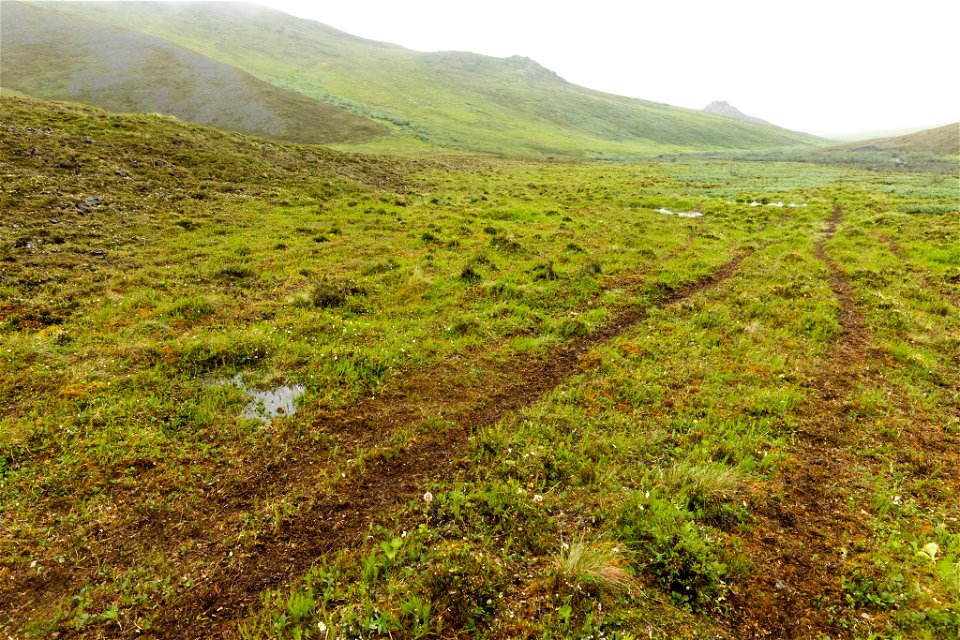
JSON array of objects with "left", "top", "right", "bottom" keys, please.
[{"left": 1, "top": 98, "right": 957, "bottom": 639}]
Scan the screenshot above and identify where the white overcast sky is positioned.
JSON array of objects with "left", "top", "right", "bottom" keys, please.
[{"left": 252, "top": 0, "right": 958, "bottom": 136}]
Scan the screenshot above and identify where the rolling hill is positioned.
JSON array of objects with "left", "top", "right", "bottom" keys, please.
[
  {"left": 0, "top": 2, "right": 387, "bottom": 144},
  {"left": 2, "top": 1, "right": 824, "bottom": 156},
  {"left": 830, "top": 122, "right": 959, "bottom": 157}
]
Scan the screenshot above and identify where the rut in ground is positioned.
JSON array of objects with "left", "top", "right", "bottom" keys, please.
[
  {"left": 721, "top": 204, "right": 960, "bottom": 638},
  {"left": 3, "top": 230, "right": 707, "bottom": 634},
  {"left": 133, "top": 250, "right": 755, "bottom": 639}
]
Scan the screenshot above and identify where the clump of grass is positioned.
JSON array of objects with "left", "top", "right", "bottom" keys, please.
[
  {"left": 311, "top": 278, "right": 366, "bottom": 308},
  {"left": 557, "top": 317, "right": 589, "bottom": 338},
  {"left": 460, "top": 264, "right": 482, "bottom": 282},
  {"left": 619, "top": 489, "right": 732, "bottom": 610},
  {"left": 167, "top": 296, "right": 214, "bottom": 322},
  {"left": 580, "top": 260, "right": 602, "bottom": 276},
  {"left": 174, "top": 219, "right": 201, "bottom": 231},
  {"left": 362, "top": 258, "right": 399, "bottom": 275},
  {"left": 216, "top": 265, "right": 254, "bottom": 280},
  {"left": 666, "top": 461, "right": 742, "bottom": 506},
  {"left": 490, "top": 235, "right": 522, "bottom": 252},
  {"left": 552, "top": 534, "right": 635, "bottom": 594},
  {"left": 532, "top": 261, "right": 558, "bottom": 281}
]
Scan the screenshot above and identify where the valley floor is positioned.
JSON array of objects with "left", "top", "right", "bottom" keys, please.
[{"left": 1, "top": 98, "right": 958, "bottom": 639}]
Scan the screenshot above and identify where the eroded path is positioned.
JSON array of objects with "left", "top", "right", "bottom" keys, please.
[
  {"left": 728, "top": 205, "right": 960, "bottom": 638},
  {"left": 137, "top": 251, "right": 755, "bottom": 639},
  {"left": 3, "top": 222, "right": 709, "bottom": 633},
  {"left": 724, "top": 205, "right": 870, "bottom": 637}
]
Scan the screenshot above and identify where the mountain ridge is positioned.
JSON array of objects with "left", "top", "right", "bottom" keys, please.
[{"left": 2, "top": 1, "right": 825, "bottom": 156}]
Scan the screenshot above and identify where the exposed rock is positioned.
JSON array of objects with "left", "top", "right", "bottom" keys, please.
[{"left": 703, "top": 100, "right": 771, "bottom": 125}]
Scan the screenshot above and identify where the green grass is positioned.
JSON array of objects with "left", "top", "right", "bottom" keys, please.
[
  {"left": 15, "top": 1, "right": 825, "bottom": 157},
  {"left": 1, "top": 97, "right": 958, "bottom": 639},
  {"left": 0, "top": 2, "right": 386, "bottom": 144}
]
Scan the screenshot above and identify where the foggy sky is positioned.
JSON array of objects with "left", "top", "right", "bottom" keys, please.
[{"left": 259, "top": 0, "right": 958, "bottom": 136}]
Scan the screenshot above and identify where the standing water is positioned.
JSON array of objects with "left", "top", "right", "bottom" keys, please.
[{"left": 216, "top": 375, "right": 305, "bottom": 422}]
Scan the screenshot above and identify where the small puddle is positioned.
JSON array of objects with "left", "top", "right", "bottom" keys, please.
[
  {"left": 656, "top": 207, "right": 703, "bottom": 218},
  {"left": 749, "top": 201, "right": 807, "bottom": 208},
  {"left": 216, "top": 375, "right": 305, "bottom": 422}
]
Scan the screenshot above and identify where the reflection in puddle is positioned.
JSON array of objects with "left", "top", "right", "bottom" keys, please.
[
  {"left": 218, "top": 375, "right": 305, "bottom": 422},
  {"left": 656, "top": 207, "right": 703, "bottom": 218}
]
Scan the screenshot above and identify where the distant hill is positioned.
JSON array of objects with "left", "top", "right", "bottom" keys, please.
[
  {"left": 2, "top": 1, "right": 825, "bottom": 156},
  {"left": 830, "top": 123, "right": 959, "bottom": 157},
  {"left": 825, "top": 125, "right": 944, "bottom": 143},
  {"left": 702, "top": 101, "right": 771, "bottom": 126},
  {"left": 0, "top": 2, "right": 387, "bottom": 144}
]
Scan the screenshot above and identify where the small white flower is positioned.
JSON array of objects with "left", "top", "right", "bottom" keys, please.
[
  {"left": 423, "top": 492, "right": 433, "bottom": 503},
  {"left": 318, "top": 621, "right": 327, "bottom": 632},
  {"left": 533, "top": 494, "right": 543, "bottom": 503}
]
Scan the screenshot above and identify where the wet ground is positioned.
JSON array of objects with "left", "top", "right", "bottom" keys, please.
[
  {"left": 656, "top": 207, "right": 703, "bottom": 218},
  {"left": 218, "top": 375, "right": 305, "bottom": 421}
]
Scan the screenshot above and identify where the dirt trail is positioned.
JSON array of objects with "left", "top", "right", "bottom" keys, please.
[
  {"left": 728, "top": 206, "right": 871, "bottom": 637},
  {"left": 6, "top": 235, "right": 715, "bottom": 626},
  {"left": 3, "top": 234, "right": 703, "bottom": 631},
  {"left": 132, "top": 251, "right": 755, "bottom": 639}
]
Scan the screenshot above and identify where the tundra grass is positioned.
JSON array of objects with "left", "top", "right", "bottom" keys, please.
[
  {"left": 1, "top": 98, "right": 957, "bottom": 638},
  {"left": 240, "top": 183, "right": 958, "bottom": 638}
]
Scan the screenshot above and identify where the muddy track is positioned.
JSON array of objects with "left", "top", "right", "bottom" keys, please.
[
  {"left": 3, "top": 234, "right": 706, "bottom": 630},
  {"left": 130, "top": 250, "right": 755, "bottom": 639},
  {"left": 6, "top": 234, "right": 720, "bottom": 633},
  {"left": 728, "top": 205, "right": 871, "bottom": 638}
]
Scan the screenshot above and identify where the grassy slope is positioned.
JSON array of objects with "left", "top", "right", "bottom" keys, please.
[
  {"left": 0, "top": 86, "right": 33, "bottom": 98},
  {"left": 831, "top": 123, "right": 960, "bottom": 157},
  {"left": 2, "top": 97, "right": 957, "bottom": 639},
  {"left": 0, "top": 1, "right": 387, "bottom": 144},
  {"left": 27, "top": 1, "right": 825, "bottom": 158}
]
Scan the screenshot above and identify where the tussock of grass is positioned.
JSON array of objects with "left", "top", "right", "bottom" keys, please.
[
  {"left": 665, "top": 461, "right": 742, "bottom": 505},
  {"left": 552, "top": 535, "right": 636, "bottom": 594}
]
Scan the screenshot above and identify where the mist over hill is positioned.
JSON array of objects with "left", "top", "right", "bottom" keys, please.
[
  {"left": 0, "top": 2, "right": 387, "bottom": 144},
  {"left": 829, "top": 122, "right": 959, "bottom": 157},
  {"left": 2, "top": 0, "right": 824, "bottom": 156}
]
